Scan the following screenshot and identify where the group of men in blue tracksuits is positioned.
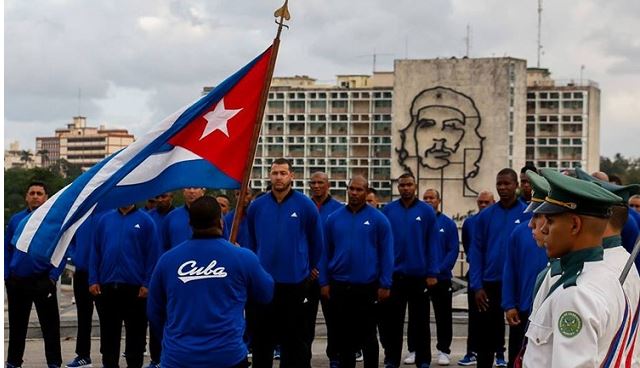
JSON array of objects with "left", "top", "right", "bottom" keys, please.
[{"left": 6, "top": 159, "right": 640, "bottom": 368}]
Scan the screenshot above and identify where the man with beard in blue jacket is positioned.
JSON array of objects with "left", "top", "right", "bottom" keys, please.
[
  {"left": 148, "top": 196, "right": 274, "bottom": 368},
  {"left": 246, "top": 158, "right": 324, "bottom": 368},
  {"left": 469, "top": 168, "right": 527, "bottom": 368},
  {"left": 89, "top": 204, "right": 161, "bottom": 368},
  {"left": 379, "top": 173, "right": 440, "bottom": 368}
]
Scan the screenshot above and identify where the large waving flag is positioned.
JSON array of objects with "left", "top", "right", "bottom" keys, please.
[{"left": 15, "top": 47, "right": 273, "bottom": 266}]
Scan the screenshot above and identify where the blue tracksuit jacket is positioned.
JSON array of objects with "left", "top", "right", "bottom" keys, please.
[
  {"left": 89, "top": 208, "right": 161, "bottom": 288},
  {"left": 469, "top": 200, "right": 526, "bottom": 291},
  {"left": 316, "top": 195, "right": 343, "bottom": 223},
  {"left": 161, "top": 206, "right": 192, "bottom": 250},
  {"left": 319, "top": 204, "right": 394, "bottom": 288},
  {"left": 147, "top": 235, "right": 273, "bottom": 368},
  {"left": 436, "top": 212, "right": 461, "bottom": 280},
  {"left": 223, "top": 209, "right": 250, "bottom": 248},
  {"left": 246, "top": 190, "right": 323, "bottom": 284},
  {"left": 381, "top": 199, "right": 440, "bottom": 278},
  {"left": 501, "top": 221, "right": 548, "bottom": 313}
]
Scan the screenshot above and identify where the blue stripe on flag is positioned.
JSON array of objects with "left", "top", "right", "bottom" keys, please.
[{"left": 95, "top": 159, "right": 241, "bottom": 212}]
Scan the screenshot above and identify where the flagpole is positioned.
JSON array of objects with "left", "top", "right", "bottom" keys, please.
[{"left": 229, "top": 0, "right": 290, "bottom": 244}]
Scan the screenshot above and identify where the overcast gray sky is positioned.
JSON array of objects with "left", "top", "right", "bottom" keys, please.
[{"left": 5, "top": 0, "right": 640, "bottom": 157}]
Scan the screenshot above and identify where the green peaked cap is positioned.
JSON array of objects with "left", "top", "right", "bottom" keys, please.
[
  {"left": 574, "top": 167, "right": 640, "bottom": 203},
  {"left": 534, "top": 168, "right": 622, "bottom": 218},
  {"left": 524, "top": 170, "right": 550, "bottom": 213}
]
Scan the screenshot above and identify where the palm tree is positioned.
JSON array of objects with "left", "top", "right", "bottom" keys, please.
[
  {"left": 37, "top": 149, "right": 50, "bottom": 167},
  {"left": 19, "top": 150, "right": 33, "bottom": 166}
]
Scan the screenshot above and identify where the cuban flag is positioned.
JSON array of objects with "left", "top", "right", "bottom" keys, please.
[{"left": 14, "top": 46, "right": 274, "bottom": 266}]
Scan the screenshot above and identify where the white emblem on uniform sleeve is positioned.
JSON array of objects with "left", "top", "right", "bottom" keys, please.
[
  {"left": 515, "top": 219, "right": 521, "bottom": 224},
  {"left": 364, "top": 220, "right": 370, "bottom": 225},
  {"left": 291, "top": 212, "right": 298, "bottom": 218},
  {"left": 177, "top": 260, "right": 228, "bottom": 283},
  {"left": 416, "top": 216, "right": 422, "bottom": 221},
  {"left": 439, "top": 228, "right": 445, "bottom": 232},
  {"left": 134, "top": 224, "right": 141, "bottom": 229}
]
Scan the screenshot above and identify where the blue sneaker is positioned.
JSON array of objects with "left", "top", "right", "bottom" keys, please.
[
  {"left": 495, "top": 355, "right": 507, "bottom": 367},
  {"left": 145, "top": 362, "right": 160, "bottom": 368},
  {"left": 457, "top": 353, "right": 477, "bottom": 366},
  {"left": 329, "top": 360, "right": 340, "bottom": 368},
  {"left": 66, "top": 356, "right": 92, "bottom": 368}
]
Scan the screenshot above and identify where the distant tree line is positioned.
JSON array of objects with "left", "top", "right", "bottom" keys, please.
[
  {"left": 4, "top": 159, "right": 83, "bottom": 222},
  {"left": 600, "top": 153, "right": 640, "bottom": 185}
]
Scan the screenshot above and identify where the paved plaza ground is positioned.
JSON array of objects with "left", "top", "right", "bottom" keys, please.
[{"left": 5, "top": 284, "right": 497, "bottom": 367}]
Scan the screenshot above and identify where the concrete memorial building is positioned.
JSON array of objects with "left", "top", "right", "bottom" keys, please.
[{"left": 392, "top": 57, "right": 528, "bottom": 218}]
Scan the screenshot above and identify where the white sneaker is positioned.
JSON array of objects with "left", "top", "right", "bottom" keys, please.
[
  {"left": 437, "top": 350, "right": 450, "bottom": 365},
  {"left": 403, "top": 351, "right": 416, "bottom": 364}
]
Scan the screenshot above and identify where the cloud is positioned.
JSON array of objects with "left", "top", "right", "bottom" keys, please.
[{"left": 5, "top": 0, "right": 640, "bottom": 158}]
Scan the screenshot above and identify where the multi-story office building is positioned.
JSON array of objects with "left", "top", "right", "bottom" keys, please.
[
  {"left": 36, "top": 116, "right": 134, "bottom": 171},
  {"left": 4, "top": 141, "right": 38, "bottom": 169},
  {"left": 525, "top": 68, "right": 600, "bottom": 173},
  {"left": 205, "top": 72, "right": 394, "bottom": 202}
]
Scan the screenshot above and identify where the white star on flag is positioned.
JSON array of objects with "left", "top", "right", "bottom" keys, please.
[{"left": 200, "top": 98, "right": 242, "bottom": 140}]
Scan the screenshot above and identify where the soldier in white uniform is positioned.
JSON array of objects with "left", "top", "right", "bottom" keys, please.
[
  {"left": 523, "top": 168, "right": 630, "bottom": 367},
  {"left": 585, "top": 179, "right": 640, "bottom": 366}
]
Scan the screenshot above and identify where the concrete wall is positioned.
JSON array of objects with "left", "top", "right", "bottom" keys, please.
[{"left": 392, "top": 57, "right": 527, "bottom": 221}]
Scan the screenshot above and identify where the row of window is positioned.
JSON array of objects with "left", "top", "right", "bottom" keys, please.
[
  {"left": 527, "top": 92, "right": 585, "bottom": 100},
  {"left": 268, "top": 91, "right": 393, "bottom": 100},
  {"left": 265, "top": 114, "right": 393, "bottom": 122},
  {"left": 526, "top": 138, "right": 583, "bottom": 145},
  {"left": 528, "top": 101, "right": 584, "bottom": 110},
  {"left": 259, "top": 136, "right": 392, "bottom": 144},
  {"left": 526, "top": 115, "right": 584, "bottom": 123},
  {"left": 535, "top": 161, "right": 583, "bottom": 169},
  {"left": 253, "top": 157, "right": 392, "bottom": 167}
]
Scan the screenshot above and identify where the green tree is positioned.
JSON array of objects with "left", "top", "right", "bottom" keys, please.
[{"left": 600, "top": 153, "right": 640, "bottom": 184}]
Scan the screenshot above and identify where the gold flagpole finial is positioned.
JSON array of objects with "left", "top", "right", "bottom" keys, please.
[{"left": 274, "top": 0, "right": 290, "bottom": 38}]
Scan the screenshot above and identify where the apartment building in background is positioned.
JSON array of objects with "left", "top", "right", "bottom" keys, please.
[
  {"left": 525, "top": 68, "right": 600, "bottom": 173},
  {"left": 36, "top": 116, "right": 134, "bottom": 171}
]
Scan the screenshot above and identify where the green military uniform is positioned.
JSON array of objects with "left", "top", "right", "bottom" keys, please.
[{"left": 523, "top": 169, "right": 630, "bottom": 367}]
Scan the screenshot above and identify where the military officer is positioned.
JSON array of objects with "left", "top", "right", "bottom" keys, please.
[{"left": 523, "top": 169, "right": 629, "bottom": 367}]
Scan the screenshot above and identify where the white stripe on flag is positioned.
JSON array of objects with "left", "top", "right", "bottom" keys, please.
[
  {"left": 51, "top": 204, "right": 97, "bottom": 266},
  {"left": 117, "top": 146, "right": 202, "bottom": 186}
]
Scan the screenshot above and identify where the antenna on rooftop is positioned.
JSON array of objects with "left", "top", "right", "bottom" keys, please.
[
  {"left": 357, "top": 49, "right": 394, "bottom": 73},
  {"left": 537, "top": 0, "right": 543, "bottom": 67}
]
